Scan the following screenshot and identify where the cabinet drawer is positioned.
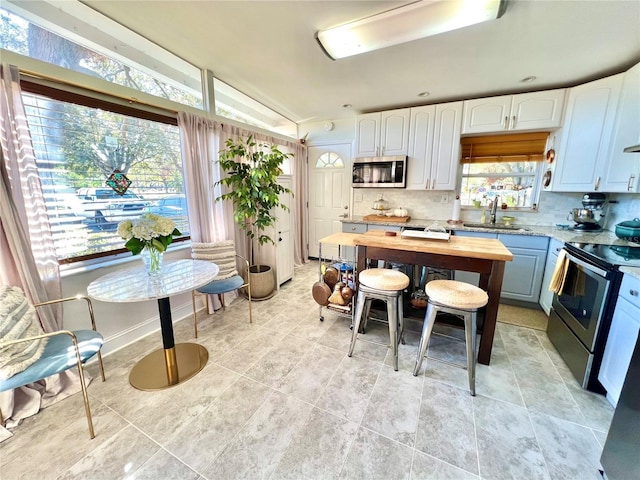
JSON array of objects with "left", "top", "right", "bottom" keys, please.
[
  {"left": 454, "top": 231, "right": 497, "bottom": 239},
  {"left": 498, "top": 234, "right": 549, "bottom": 250},
  {"left": 619, "top": 274, "right": 640, "bottom": 308},
  {"left": 367, "top": 224, "right": 401, "bottom": 232},
  {"left": 342, "top": 223, "right": 367, "bottom": 234}
]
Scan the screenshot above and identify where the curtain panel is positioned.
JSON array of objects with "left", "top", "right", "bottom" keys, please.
[
  {"left": 177, "top": 112, "right": 308, "bottom": 269},
  {"left": 0, "top": 64, "right": 79, "bottom": 435}
]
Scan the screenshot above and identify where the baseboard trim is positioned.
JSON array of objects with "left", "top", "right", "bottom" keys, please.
[{"left": 99, "top": 299, "right": 203, "bottom": 357}]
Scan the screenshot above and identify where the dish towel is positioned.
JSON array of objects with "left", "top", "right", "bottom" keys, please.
[{"left": 549, "top": 249, "right": 569, "bottom": 294}]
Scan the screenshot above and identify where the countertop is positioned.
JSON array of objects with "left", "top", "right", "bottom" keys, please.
[
  {"left": 620, "top": 266, "right": 640, "bottom": 280},
  {"left": 353, "top": 230, "right": 513, "bottom": 261},
  {"left": 342, "top": 216, "right": 639, "bottom": 247}
]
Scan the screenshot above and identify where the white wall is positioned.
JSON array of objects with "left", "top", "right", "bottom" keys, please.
[{"left": 299, "top": 117, "right": 640, "bottom": 227}]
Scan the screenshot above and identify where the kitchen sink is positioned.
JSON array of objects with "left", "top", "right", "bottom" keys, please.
[{"left": 463, "top": 223, "right": 531, "bottom": 231}]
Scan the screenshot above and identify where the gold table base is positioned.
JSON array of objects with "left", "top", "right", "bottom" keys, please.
[{"left": 129, "top": 343, "right": 208, "bottom": 391}]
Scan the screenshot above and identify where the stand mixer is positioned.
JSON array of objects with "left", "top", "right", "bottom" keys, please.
[{"left": 568, "top": 192, "right": 607, "bottom": 230}]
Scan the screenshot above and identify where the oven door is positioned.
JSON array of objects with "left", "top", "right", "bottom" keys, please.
[{"left": 552, "top": 249, "right": 611, "bottom": 351}]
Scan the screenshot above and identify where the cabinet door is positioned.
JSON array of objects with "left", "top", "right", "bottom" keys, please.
[
  {"left": 453, "top": 231, "right": 497, "bottom": 286},
  {"left": 553, "top": 74, "right": 622, "bottom": 192},
  {"left": 432, "top": 101, "right": 463, "bottom": 190},
  {"left": 462, "top": 95, "right": 511, "bottom": 134},
  {"left": 511, "top": 90, "right": 565, "bottom": 131},
  {"left": 498, "top": 234, "right": 548, "bottom": 304},
  {"left": 599, "top": 296, "right": 640, "bottom": 406},
  {"left": 340, "top": 222, "right": 366, "bottom": 262},
  {"left": 601, "top": 63, "right": 640, "bottom": 192},
  {"left": 406, "top": 105, "right": 436, "bottom": 190},
  {"left": 380, "top": 109, "right": 410, "bottom": 156},
  {"left": 499, "top": 246, "right": 547, "bottom": 303},
  {"left": 355, "top": 113, "right": 380, "bottom": 157}
]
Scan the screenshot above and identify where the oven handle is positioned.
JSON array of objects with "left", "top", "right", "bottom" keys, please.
[{"left": 562, "top": 249, "right": 609, "bottom": 278}]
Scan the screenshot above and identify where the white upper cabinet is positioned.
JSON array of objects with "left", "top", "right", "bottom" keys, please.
[
  {"left": 601, "top": 63, "right": 640, "bottom": 192},
  {"left": 462, "top": 89, "right": 566, "bottom": 134},
  {"left": 432, "top": 102, "right": 463, "bottom": 190},
  {"left": 406, "top": 102, "right": 462, "bottom": 191},
  {"left": 355, "top": 108, "right": 410, "bottom": 157},
  {"left": 406, "top": 105, "right": 436, "bottom": 190},
  {"left": 552, "top": 74, "right": 623, "bottom": 192}
]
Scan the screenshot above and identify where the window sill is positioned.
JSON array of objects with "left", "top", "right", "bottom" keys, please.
[
  {"left": 59, "top": 242, "right": 192, "bottom": 278},
  {"left": 461, "top": 206, "right": 539, "bottom": 213}
]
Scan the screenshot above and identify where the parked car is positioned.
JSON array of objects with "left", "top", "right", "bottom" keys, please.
[
  {"left": 75, "top": 187, "right": 148, "bottom": 224},
  {"left": 144, "top": 195, "right": 187, "bottom": 217}
]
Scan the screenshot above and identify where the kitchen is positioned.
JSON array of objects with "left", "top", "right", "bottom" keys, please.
[
  {"left": 1, "top": 1, "right": 640, "bottom": 479},
  {"left": 302, "top": 56, "right": 640, "bottom": 480}
]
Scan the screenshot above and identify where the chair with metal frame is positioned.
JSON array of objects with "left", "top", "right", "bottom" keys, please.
[
  {"left": 191, "top": 241, "right": 252, "bottom": 337},
  {"left": 0, "top": 295, "right": 106, "bottom": 439}
]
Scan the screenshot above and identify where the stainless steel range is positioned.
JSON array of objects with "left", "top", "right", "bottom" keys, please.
[{"left": 547, "top": 241, "right": 640, "bottom": 392}]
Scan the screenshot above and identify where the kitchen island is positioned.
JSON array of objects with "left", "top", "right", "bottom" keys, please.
[{"left": 353, "top": 230, "right": 513, "bottom": 365}]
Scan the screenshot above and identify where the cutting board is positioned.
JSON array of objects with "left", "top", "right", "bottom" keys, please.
[{"left": 362, "top": 214, "right": 411, "bottom": 223}]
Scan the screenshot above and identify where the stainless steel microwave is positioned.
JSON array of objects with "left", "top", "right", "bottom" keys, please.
[{"left": 352, "top": 155, "right": 407, "bottom": 188}]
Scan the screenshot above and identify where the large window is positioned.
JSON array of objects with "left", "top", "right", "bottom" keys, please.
[
  {"left": 0, "top": 7, "right": 203, "bottom": 108},
  {"left": 459, "top": 157, "right": 543, "bottom": 208},
  {"left": 22, "top": 87, "right": 188, "bottom": 263},
  {"left": 459, "top": 133, "right": 548, "bottom": 209}
]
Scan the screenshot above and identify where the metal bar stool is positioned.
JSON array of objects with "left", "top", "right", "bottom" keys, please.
[
  {"left": 348, "top": 268, "right": 410, "bottom": 371},
  {"left": 413, "top": 280, "right": 488, "bottom": 395}
]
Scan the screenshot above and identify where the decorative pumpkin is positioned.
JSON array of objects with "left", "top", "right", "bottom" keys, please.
[{"left": 394, "top": 207, "right": 408, "bottom": 217}]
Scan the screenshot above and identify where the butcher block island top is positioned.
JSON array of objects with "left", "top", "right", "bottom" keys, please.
[{"left": 354, "top": 230, "right": 513, "bottom": 262}]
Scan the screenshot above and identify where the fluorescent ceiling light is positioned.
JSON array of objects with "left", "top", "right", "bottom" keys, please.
[{"left": 316, "top": 0, "right": 507, "bottom": 60}]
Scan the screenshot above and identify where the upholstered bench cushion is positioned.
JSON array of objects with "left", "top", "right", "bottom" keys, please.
[
  {"left": 359, "top": 268, "right": 410, "bottom": 291},
  {"left": 425, "top": 280, "right": 488, "bottom": 310},
  {"left": 197, "top": 275, "right": 245, "bottom": 294},
  {"left": 0, "top": 329, "right": 103, "bottom": 392},
  {"left": 191, "top": 241, "right": 238, "bottom": 280},
  {"left": 0, "top": 286, "right": 48, "bottom": 380}
]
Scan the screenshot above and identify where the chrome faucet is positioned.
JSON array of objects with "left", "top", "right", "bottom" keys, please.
[{"left": 490, "top": 196, "right": 500, "bottom": 224}]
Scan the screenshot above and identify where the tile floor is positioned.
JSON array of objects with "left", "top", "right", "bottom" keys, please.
[{"left": 0, "top": 262, "right": 614, "bottom": 480}]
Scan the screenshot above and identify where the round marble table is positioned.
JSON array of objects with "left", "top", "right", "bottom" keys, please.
[{"left": 87, "top": 259, "right": 219, "bottom": 391}]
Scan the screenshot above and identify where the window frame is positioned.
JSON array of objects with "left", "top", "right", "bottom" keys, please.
[
  {"left": 458, "top": 157, "right": 545, "bottom": 210},
  {"left": 20, "top": 78, "right": 191, "bottom": 265}
]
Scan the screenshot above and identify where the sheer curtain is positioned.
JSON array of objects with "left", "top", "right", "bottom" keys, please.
[
  {"left": 0, "top": 64, "right": 79, "bottom": 435},
  {"left": 178, "top": 112, "right": 308, "bottom": 269}
]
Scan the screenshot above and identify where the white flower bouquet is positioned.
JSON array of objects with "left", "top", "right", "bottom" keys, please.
[{"left": 117, "top": 213, "right": 181, "bottom": 255}]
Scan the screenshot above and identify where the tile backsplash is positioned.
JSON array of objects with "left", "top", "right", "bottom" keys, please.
[{"left": 354, "top": 189, "right": 640, "bottom": 230}]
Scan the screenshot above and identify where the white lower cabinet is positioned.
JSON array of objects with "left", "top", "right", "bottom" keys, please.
[
  {"left": 599, "top": 274, "right": 640, "bottom": 406},
  {"left": 454, "top": 232, "right": 548, "bottom": 304},
  {"left": 539, "top": 238, "right": 563, "bottom": 315},
  {"left": 340, "top": 222, "right": 402, "bottom": 261}
]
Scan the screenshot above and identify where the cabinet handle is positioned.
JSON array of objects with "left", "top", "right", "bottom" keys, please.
[
  {"left": 351, "top": 227, "right": 357, "bottom": 231},
  {"left": 511, "top": 115, "right": 516, "bottom": 129},
  {"left": 425, "top": 179, "right": 430, "bottom": 190},
  {"left": 594, "top": 177, "right": 601, "bottom": 191},
  {"left": 630, "top": 289, "right": 639, "bottom": 297},
  {"left": 629, "top": 175, "right": 636, "bottom": 191},
  {"left": 503, "top": 116, "right": 508, "bottom": 129},
  {"left": 431, "top": 179, "right": 436, "bottom": 189}
]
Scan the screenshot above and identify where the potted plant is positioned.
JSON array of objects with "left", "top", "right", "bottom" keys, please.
[{"left": 216, "top": 135, "right": 293, "bottom": 298}]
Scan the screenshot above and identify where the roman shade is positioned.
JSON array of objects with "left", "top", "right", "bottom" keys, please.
[{"left": 461, "top": 132, "right": 549, "bottom": 164}]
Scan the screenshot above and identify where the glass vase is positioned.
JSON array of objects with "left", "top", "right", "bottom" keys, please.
[{"left": 141, "top": 247, "right": 164, "bottom": 276}]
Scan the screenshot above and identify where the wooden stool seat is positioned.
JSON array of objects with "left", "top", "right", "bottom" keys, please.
[
  {"left": 425, "top": 280, "right": 488, "bottom": 310},
  {"left": 359, "top": 268, "right": 410, "bottom": 291}
]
